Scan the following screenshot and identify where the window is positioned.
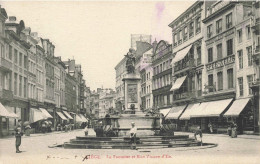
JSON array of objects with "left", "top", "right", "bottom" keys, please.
[
  {"left": 189, "top": 21, "right": 194, "bottom": 36},
  {"left": 196, "top": 17, "right": 201, "bottom": 32},
  {"left": 24, "top": 78, "right": 27, "bottom": 98},
  {"left": 197, "top": 46, "right": 201, "bottom": 65},
  {"left": 179, "top": 30, "right": 182, "bottom": 40},
  {"left": 247, "top": 46, "right": 253, "bottom": 66},
  {"left": 208, "top": 74, "right": 214, "bottom": 92},
  {"left": 217, "top": 44, "right": 222, "bottom": 60},
  {"left": 24, "top": 56, "right": 27, "bottom": 69},
  {"left": 197, "top": 73, "right": 202, "bottom": 96},
  {"left": 19, "top": 53, "right": 22, "bottom": 67},
  {"left": 208, "top": 48, "right": 213, "bottom": 63},
  {"left": 217, "top": 72, "right": 223, "bottom": 91},
  {"left": 207, "top": 24, "right": 213, "bottom": 38},
  {"left": 247, "top": 75, "right": 253, "bottom": 95},
  {"left": 246, "top": 25, "right": 251, "bottom": 39},
  {"left": 227, "top": 39, "right": 233, "bottom": 56},
  {"left": 238, "top": 77, "right": 243, "bottom": 96},
  {"left": 0, "top": 44, "right": 4, "bottom": 58},
  {"left": 19, "top": 75, "right": 22, "bottom": 97},
  {"left": 9, "top": 45, "right": 12, "bottom": 60},
  {"left": 14, "top": 49, "right": 18, "bottom": 64},
  {"left": 14, "top": 73, "right": 17, "bottom": 95},
  {"left": 237, "top": 29, "right": 242, "bottom": 43},
  {"left": 216, "top": 19, "right": 222, "bottom": 34},
  {"left": 8, "top": 73, "right": 11, "bottom": 90},
  {"left": 226, "top": 13, "right": 232, "bottom": 29},
  {"left": 238, "top": 50, "right": 243, "bottom": 69},
  {"left": 184, "top": 26, "right": 188, "bottom": 40},
  {"left": 227, "top": 69, "right": 234, "bottom": 89}
]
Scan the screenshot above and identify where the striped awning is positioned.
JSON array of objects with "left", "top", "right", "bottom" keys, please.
[
  {"left": 39, "top": 108, "right": 53, "bottom": 119},
  {"left": 63, "top": 111, "right": 73, "bottom": 119},
  {"left": 0, "top": 103, "right": 19, "bottom": 118},
  {"left": 56, "top": 112, "right": 67, "bottom": 120},
  {"left": 79, "top": 114, "right": 88, "bottom": 122}
]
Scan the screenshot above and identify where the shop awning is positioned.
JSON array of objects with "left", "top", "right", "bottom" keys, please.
[
  {"left": 171, "top": 45, "right": 192, "bottom": 64},
  {"left": 63, "top": 111, "right": 73, "bottom": 120},
  {"left": 39, "top": 108, "right": 53, "bottom": 119},
  {"left": 166, "top": 105, "right": 187, "bottom": 119},
  {"left": 224, "top": 98, "right": 250, "bottom": 117},
  {"left": 170, "top": 76, "right": 187, "bottom": 91},
  {"left": 190, "top": 103, "right": 210, "bottom": 118},
  {"left": 191, "top": 99, "right": 233, "bottom": 117},
  {"left": 0, "top": 103, "right": 19, "bottom": 118},
  {"left": 179, "top": 103, "right": 200, "bottom": 120},
  {"left": 30, "top": 108, "right": 46, "bottom": 123},
  {"left": 79, "top": 114, "right": 88, "bottom": 122},
  {"left": 159, "top": 108, "right": 171, "bottom": 117},
  {"left": 75, "top": 114, "right": 84, "bottom": 123},
  {"left": 56, "top": 112, "right": 67, "bottom": 120}
]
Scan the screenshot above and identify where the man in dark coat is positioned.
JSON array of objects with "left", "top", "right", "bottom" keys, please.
[{"left": 15, "top": 119, "right": 23, "bottom": 153}]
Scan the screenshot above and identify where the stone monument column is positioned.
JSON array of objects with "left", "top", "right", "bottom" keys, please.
[{"left": 122, "top": 48, "right": 141, "bottom": 113}]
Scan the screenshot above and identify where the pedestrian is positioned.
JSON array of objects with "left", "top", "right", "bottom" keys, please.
[
  {"left": 194, "top": 126, "right": 203, "bottom": 146},
  {"left": 208, "top": 122, "right": 213, "bottom": 133},
  {"left": 129, "top": 122, "right": 137, "bottom": 149},
  {"left": 15, "top": 119, "right": 23, "bottom": 153},
  {"left": 231, "top": 122, "right": 237, "bottom": 138}
]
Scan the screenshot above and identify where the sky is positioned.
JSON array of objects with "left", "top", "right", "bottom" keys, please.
[{"left": 0, "top": 0, "right": 195, "bottom": 90}]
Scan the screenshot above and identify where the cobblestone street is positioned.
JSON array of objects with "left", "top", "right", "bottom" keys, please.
[{"left": 0, "top": 129, "right": 259, "bottom": 164}]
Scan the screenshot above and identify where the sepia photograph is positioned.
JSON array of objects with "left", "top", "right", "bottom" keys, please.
[{"left": 0, "top": 0, "right": 259, "bottom": 163}]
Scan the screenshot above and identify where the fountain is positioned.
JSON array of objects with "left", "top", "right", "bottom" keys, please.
[{"left": 62, "top": 49, "right": 216, "bottom": 149}]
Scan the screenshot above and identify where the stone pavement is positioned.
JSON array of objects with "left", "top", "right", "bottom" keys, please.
[{"left": 0, "top": 129, "right": 259, "bottom": 164}]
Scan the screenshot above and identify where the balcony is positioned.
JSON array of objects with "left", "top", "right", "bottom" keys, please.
[
  {"left": 0, "top": 89, "right": 13, "bottom": 101},
  {"left": 174, "top": 59, "right": 195, "bottom": 73},
  {"left": 206, "top": 54, "right": 235, "bottom": 71},
  {"left": 0, "top": 58, "right": 12, "bottom": 72},
  {"left": 173, "top": 91, "right": 196, "bottom": 101}
]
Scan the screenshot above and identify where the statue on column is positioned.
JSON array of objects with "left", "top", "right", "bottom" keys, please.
[{"left": 125, "top": 48, "right": 136, "bottom": 74}]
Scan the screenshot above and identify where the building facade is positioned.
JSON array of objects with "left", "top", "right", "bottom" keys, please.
[
  {"left": 2, "top": 15, "right": 31, "bottom": 136},
  {"left": 152, "top": 40, "right": 173, "bottom": 112}
]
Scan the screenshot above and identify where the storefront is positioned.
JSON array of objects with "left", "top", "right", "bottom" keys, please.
[
  {"left": 165, "top": 105, "right": 187, "bottom": 131},
  {"left": 0, "top": 102, "right": 19, "bottom": 137},
  {"left": 190, "top": 99, "right": 233, "bottom": 133},
  {"left": 224, "top": 98, "right": 254, "bottom": 134}
]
